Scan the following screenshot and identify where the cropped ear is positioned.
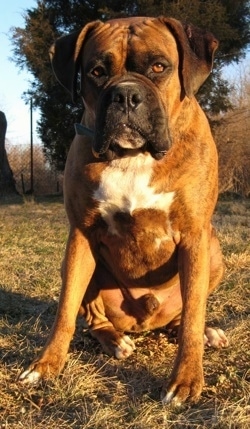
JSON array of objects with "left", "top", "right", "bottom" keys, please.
[
  {"left": 49, "top": 21, "right": 101, "bottom": 102},
  {"left": 161, "top": 17, "right": 218, "bottom": 97}
]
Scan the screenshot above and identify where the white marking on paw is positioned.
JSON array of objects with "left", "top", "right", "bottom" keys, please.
[
  {"left": 114, "top": 335, "right": 136, "bottom": 359},
  {"left": 161, "top": 390, "right": 174, "bottom": 404},
  {"left": 162, "top": 390, "right": 183, "bottom": 407},
  {"left": 18, "top": 369, "right": 41, "bottom": 384},
  {"left": 204, "top": 327, "right": 229, "bottom": 348}
]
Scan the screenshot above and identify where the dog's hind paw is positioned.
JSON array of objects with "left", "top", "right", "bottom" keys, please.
[
  {"left": 115, "top": 335, "right": 136, "bottom": 359},
  {"left": 204, "top": 327, "right": 229, "bottom": 348}
]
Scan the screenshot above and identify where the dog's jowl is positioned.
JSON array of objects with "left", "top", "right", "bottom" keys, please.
[{"left": 19, "top": 16, "right": 228, "bottom": 404}]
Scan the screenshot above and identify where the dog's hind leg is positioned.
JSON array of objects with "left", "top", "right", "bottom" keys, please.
[
  {"left": 82, "top": 294, "right": 136, "bottom": 359},
  {"left": 80, "top": 264, "right": 136, "bottom": 359}
]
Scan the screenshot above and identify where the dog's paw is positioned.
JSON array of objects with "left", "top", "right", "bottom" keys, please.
[
  {"left": 161, "top": 364, "right": 204, "bottom": 405},
  {"left": 18, "top": 366, "right": 42, "bottom": 384},
  {"left": 204, "top": 327, "right": 229, "bottom": 348},
  {"left": 18, "top": 352, "right": 66, "bottom": 384},
  {"left": 114, "top": 335, "right": 136, "bottom": 359}
]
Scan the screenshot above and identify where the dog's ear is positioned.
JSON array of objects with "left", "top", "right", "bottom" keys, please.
[
  {"left": 162, "top": 17, "right": 218, "bottom": 97},
  {"left": 49, "top": 21, "right": 101, "bottom": 102}
]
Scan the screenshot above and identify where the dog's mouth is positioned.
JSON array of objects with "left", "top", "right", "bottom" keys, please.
[{"left": 94, "top": 122, "right": 167, "bottom": 160}]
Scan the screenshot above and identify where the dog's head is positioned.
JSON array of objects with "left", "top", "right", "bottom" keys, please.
[{"left": 50, "top": 17, "right": 218, "bottom": 160}]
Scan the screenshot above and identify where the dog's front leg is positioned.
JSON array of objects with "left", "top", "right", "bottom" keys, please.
[
  {"left": 19, "top": 228, "right": 96, "bottom": 383},
  {"left": 162, "top": 227, "right": 210, "bottom": 404}
]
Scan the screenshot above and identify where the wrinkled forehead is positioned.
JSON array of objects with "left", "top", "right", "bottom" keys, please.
[{"left": 82, "top": 17, "right": 178, "bottom": 66}]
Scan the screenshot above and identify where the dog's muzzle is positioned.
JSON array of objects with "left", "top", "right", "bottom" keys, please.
[{"left": 91, "top": 78, "right": 171, "bottom": 160}]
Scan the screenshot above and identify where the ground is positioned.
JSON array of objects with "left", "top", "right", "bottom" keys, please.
[{"left": 0, "top": 195, "right": 249, "bottom": 428}]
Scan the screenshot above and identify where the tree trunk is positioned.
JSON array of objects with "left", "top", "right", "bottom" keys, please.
[{"left": 0, "top": 111, "right": 18, "bottom": 197}]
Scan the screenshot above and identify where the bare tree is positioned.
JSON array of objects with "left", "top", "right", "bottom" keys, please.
[{"left": 213, "top": 63, "right": 250, "bottom": 197}]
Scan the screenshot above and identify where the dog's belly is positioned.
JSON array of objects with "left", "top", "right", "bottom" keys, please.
[{"left": 99, "top": 280, "right": 182, "bottom": 332}]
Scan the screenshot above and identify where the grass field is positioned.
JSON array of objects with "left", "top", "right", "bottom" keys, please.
[{"left": 0, "top": 196, "right": 249, "bottom": 428}]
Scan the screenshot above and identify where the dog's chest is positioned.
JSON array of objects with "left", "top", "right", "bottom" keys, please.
[{"left": 93, "top": 154, "right": 175, "bottom": 235}]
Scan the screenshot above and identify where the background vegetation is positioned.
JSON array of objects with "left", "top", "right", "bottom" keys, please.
[{"left": 214, "top": 63, "right": 250, "bottom": 196}]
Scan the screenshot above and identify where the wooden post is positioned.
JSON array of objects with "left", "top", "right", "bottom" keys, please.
[{"left": 30, "top": 99, "right": 34, "bottom": 194}]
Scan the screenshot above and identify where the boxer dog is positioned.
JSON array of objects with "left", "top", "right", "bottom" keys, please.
[{"left": 19, "top": 16, "right": 228, "bottom": 404}]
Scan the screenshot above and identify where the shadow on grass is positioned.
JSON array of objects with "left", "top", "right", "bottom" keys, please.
[
  {"left": 0, "top": 287, "right": 57, "bottom": 366},
  {"left": 0, "top": 194, "right": 24, "bottom": 205},
  {"left": 0, "top": 193, "right": 64, "bottom": 206},
  {"left": 0, "top": 287, "right": 57, "bottom": 322}
]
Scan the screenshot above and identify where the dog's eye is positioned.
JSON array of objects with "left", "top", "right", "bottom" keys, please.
[
  {"left": 151, "top": 63, "right": 166, "bottom": 73},
  {"left": 91, "top": 66, "right": 106, "bottom": 77}
]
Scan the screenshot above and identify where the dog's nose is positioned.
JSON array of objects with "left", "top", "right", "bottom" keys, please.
[{"left": 112, "top": 84, "right": 143, "bottom": 111}]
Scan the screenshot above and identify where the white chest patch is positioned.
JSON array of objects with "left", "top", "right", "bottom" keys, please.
[{"left": 93, "top": 154, "right": 175, "bottom": 234}]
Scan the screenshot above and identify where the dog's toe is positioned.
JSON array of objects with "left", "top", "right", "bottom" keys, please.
[
  {"left": 204, "top": 327, "right": 229, "bottom": 348},
  {"left": 114, "top": 335, "right": 136, "bottom": 359}
]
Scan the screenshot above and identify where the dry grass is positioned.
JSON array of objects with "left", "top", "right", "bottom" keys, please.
[{"left": 0, "top": 196, "right": 249, "bottom": 428}]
